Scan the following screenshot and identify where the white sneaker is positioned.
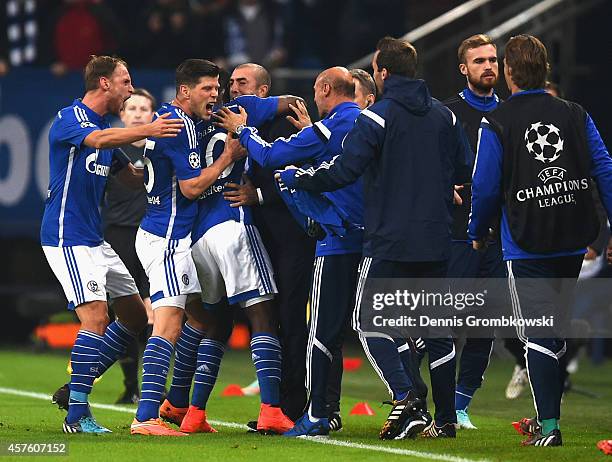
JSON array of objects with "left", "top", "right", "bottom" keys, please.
[
  {"left": 456, "top": 410, "right": 478, "bottom": 430},
  {"left": 505, "top": 365, "right": 528, "bottom": 399}
]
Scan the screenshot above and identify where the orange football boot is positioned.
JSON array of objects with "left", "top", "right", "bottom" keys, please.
[
  {"left": 598, "top": 440, "right": 612, "bottom": 455},
  {"left": 160, "top": 399, "right": 188, "bottom": 426},
  {"left": 179, "top": 406, "right": 218, "bottom": 433},
  {"left": 130, "top": 418, "right": 188, "bottom": 436},
  {"left": 256, "top": 403, "right": 294, "bottom": 434}
]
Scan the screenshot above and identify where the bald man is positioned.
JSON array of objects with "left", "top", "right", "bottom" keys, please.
[
  {"left": 216, "top": 67, "right": 364, "bottom": 437},
  {"left": 226, "top": 62, "right": 316, "bottom": 424}
]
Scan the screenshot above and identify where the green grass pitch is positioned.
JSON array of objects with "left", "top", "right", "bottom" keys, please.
[{"left": 0, "top": 348, "right": 610, "bottom": 461}]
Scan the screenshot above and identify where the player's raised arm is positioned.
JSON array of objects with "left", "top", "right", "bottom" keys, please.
[
  {"left": 276, "top": 95, "right": 306, "bottom": 115},
  {"left": 179, "top": 134, "right": 247, "bottom": 200},
  {"left": 83, "top": 113, "right": 184, "bottom": 149}
]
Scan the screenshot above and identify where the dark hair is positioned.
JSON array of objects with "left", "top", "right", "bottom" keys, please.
[
  {"left": 235, "top": 63, "right": 271, "bottom": 92},
  {"left": 504, "top": 35, "right": 549, "bottom": 90},
  {"left": 375, "top": 36, "right": 418, "bottom": 78},
  {"left": 124, "top": 88, "right": 156, "bottom": 111},
  {"left": 458, "top": 34, "right": 496, "bottom": 64},
  {"left": 350, "top": 69, "right": 376, "bottom": 98},
  {"left": 84, "top": 55, "right": 128, "bottom": 92},
  {"left": 175, "top": 59, "right": 220, "bottom": 92}
]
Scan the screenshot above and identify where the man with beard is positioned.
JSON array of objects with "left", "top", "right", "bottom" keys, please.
[
  {"left": 469, "top": 34, "right": 612, "bottom": 447},
  {"left": 41, "top": 55, "right": 184, "bottom": 433},
  {"left": 443, "top": 34, "right": 506, "bottom": 431}
]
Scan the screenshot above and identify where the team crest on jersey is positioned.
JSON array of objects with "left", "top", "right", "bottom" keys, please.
[
  {"left": 524, "top": 122, "right": 564, "bottom": 164},
  {"left": 182, "top": 274, "right": 189, "bottom": 285},
  {"left": 189, "top": 152, "right": 201, "bottom": 169},
  {"left": 87, "top": 281, "right": 100, "bottom": 293}
]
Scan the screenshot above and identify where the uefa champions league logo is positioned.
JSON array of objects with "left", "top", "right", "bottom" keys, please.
[
  {"left": 188, "top": 152, "right": 201, "bottom": 169},
  {"left": 524, "top": 122, "right": 564, "bottom": 163}
]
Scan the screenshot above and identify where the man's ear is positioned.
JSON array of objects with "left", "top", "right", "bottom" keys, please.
[
  {"left": 179, "top": 84, "right": 190, "bottom": 99},
  {"left": 381, "top": 68, "right": 389, "bottom": 81},
  {"left": 257, "top": 85, "right": 269, "bottom": 97},
  {"left": 100, "top": 76, "right": 110, "bottom": 91},
  {"left": 459, "top": 63, "right": 467, "bottom": 76},
  {"left": 366, "top": 94, "right": 375, "bottom": 108}
]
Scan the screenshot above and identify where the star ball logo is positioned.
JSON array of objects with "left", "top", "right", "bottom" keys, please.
[
  {"left": 524, "top": 122, "right": 564, "bottom": 164},
  {"left": 189, "top": 152, "right": 201, "bottom": 169}
]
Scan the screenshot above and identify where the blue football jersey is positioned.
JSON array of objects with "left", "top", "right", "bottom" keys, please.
[
  {"left": 191, "top": 95, "right": 278, "bottom": 243},
  {"left": 139, "top": 103, "right": 202, "bottom": 240},
  {"left": 41, "top": 99, "right": 114, "bottom": 247}
]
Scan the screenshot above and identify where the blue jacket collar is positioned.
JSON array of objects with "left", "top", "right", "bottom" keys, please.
[
  {"left": 327, "top": 101, "right": 360, "bottom": 119},
  {"left": 383, "top": 74, "right": 431, "bottom": 115},
  {"left": 459, "top": 87, "right": 499, "bottom": 112},
  {"left": 507, "top": 88, "right": 547, "bottom": 100}
]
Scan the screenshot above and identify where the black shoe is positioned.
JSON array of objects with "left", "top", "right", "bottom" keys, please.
[
  {"left": 421, "top": 420, "right": 456, "bottom": 438},
  {"left": 52, "top": 383, "right": 70, "bottom": 411},
  {"left": 522, "top": 429, "right": 562, "bottom": 447},
  {"left": 379, "top": 392, "right": 428, "bottom": 440},
  {"left": 115, "top": 389, "right": 140, "bottom": 405},
  {"left": 246, "top": 420, "right": 258, "bottom": 433},
  {"left": 328, "top": 412, "right": 342, "bottom": 432}
]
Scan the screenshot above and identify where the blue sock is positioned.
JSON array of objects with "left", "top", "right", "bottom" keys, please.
[
  {"left": 97, "top": 321, "right": 137, "bottom": 378},
  {"left": 250, "top": 333, "right": 281, "bottom": 405},
  {"left": 455, "top": 385, "right": 475, "bottom": 411},
  {"left": 67, "top": 330, "right": 103, "bottom": 423},
  {"left": 166, "top": 323, "right": 205, "bottom": 408},
  {"left": 191, "top": 339, "right": 225, "bottom": 409},
  {"left": 136, "top": 336, "right": 173, "bottom": 422}
]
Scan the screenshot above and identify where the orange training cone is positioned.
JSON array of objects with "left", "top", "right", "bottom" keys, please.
[
  {"left": 343, "top": 357, "right": 363, "bottom": 371},
  {"left": 222, "top": 384, "right": 245, "bottom": 397},
  {"left": 350, "top": 402, "right": 375, "bottom": 416}
]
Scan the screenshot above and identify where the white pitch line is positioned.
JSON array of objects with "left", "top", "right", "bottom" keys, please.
[{"left": 0, "top": 386, "right": 489, "bottom": 462}]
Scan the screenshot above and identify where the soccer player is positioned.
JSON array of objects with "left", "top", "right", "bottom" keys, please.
[
  {"left": 443, "top": 34, "right": 504, "bottom": 430},
  {"left": 469, "top": 35, "right": 612, "bottom": 447},
  {"left": 41, "top": 55, "right": 185, "bottom": 433},
  {"left": 103, "top": 88, "right": 157, "bottom": 404},
  {"left": 224, "top": 63, "right": 315, "bottom": 423},
  {"left": 215, "top": 66, "right": 364, "bottom": 437},
  {"left": 130, "top": 59, "right": 246, "bottom": 436},
  {"left": 276, "top": 37, "right": 472, "bottom": 440},
  {"left": 159, "top": 85, "right": 304, "bottom": 435}
]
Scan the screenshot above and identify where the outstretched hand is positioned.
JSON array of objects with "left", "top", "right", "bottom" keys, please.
[
  {"left": 214, "top": 106, "right": 248, "bottom": 134},
  {"left": 286, "top": 99, "right": 312, "bottom": 130},
  {"left": 148, "top": 112, "right": 184, "bottom": 138},
  {"left": 223, "top": 132, "right": 247, "bottom": 162},
  {"left": 223, "top": 174, "right": 258, "bottom": 208}
]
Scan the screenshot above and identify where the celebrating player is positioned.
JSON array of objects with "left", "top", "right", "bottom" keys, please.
[
  {"left": 130, "top": 59, "right": 245, "bottom": 436},
  {"left": 215, "top": 66, "right": 365, "bottom": 437},
  {"left": 41, "top": 55, "right": 184, "bottom": 434},
  {"left": 159, "top": 87, "right": 303, "bottom": 435}
]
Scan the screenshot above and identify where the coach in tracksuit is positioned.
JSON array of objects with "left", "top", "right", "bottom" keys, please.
[
  {"left": 469, "top": 35, "right": 612, "bottom": 447},
  {"left": 443, "top": 34, "right": 505, "bottom": 429},
  {"left": 278, "top": 37, "right": 473, "bottom": 440},
  {"left": 215, "top": 66, "right": 364, "bottom": 437}
]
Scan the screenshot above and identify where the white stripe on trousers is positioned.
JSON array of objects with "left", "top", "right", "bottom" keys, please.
[
  {"left": 507, "top": 260, "right": 542, "bottom": 420},
  {"left": 305, "top": 256, "right": 324, "bottom": 401},
  {"left": 350, "top": 257, "right": 395, "bottom": 398}
]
